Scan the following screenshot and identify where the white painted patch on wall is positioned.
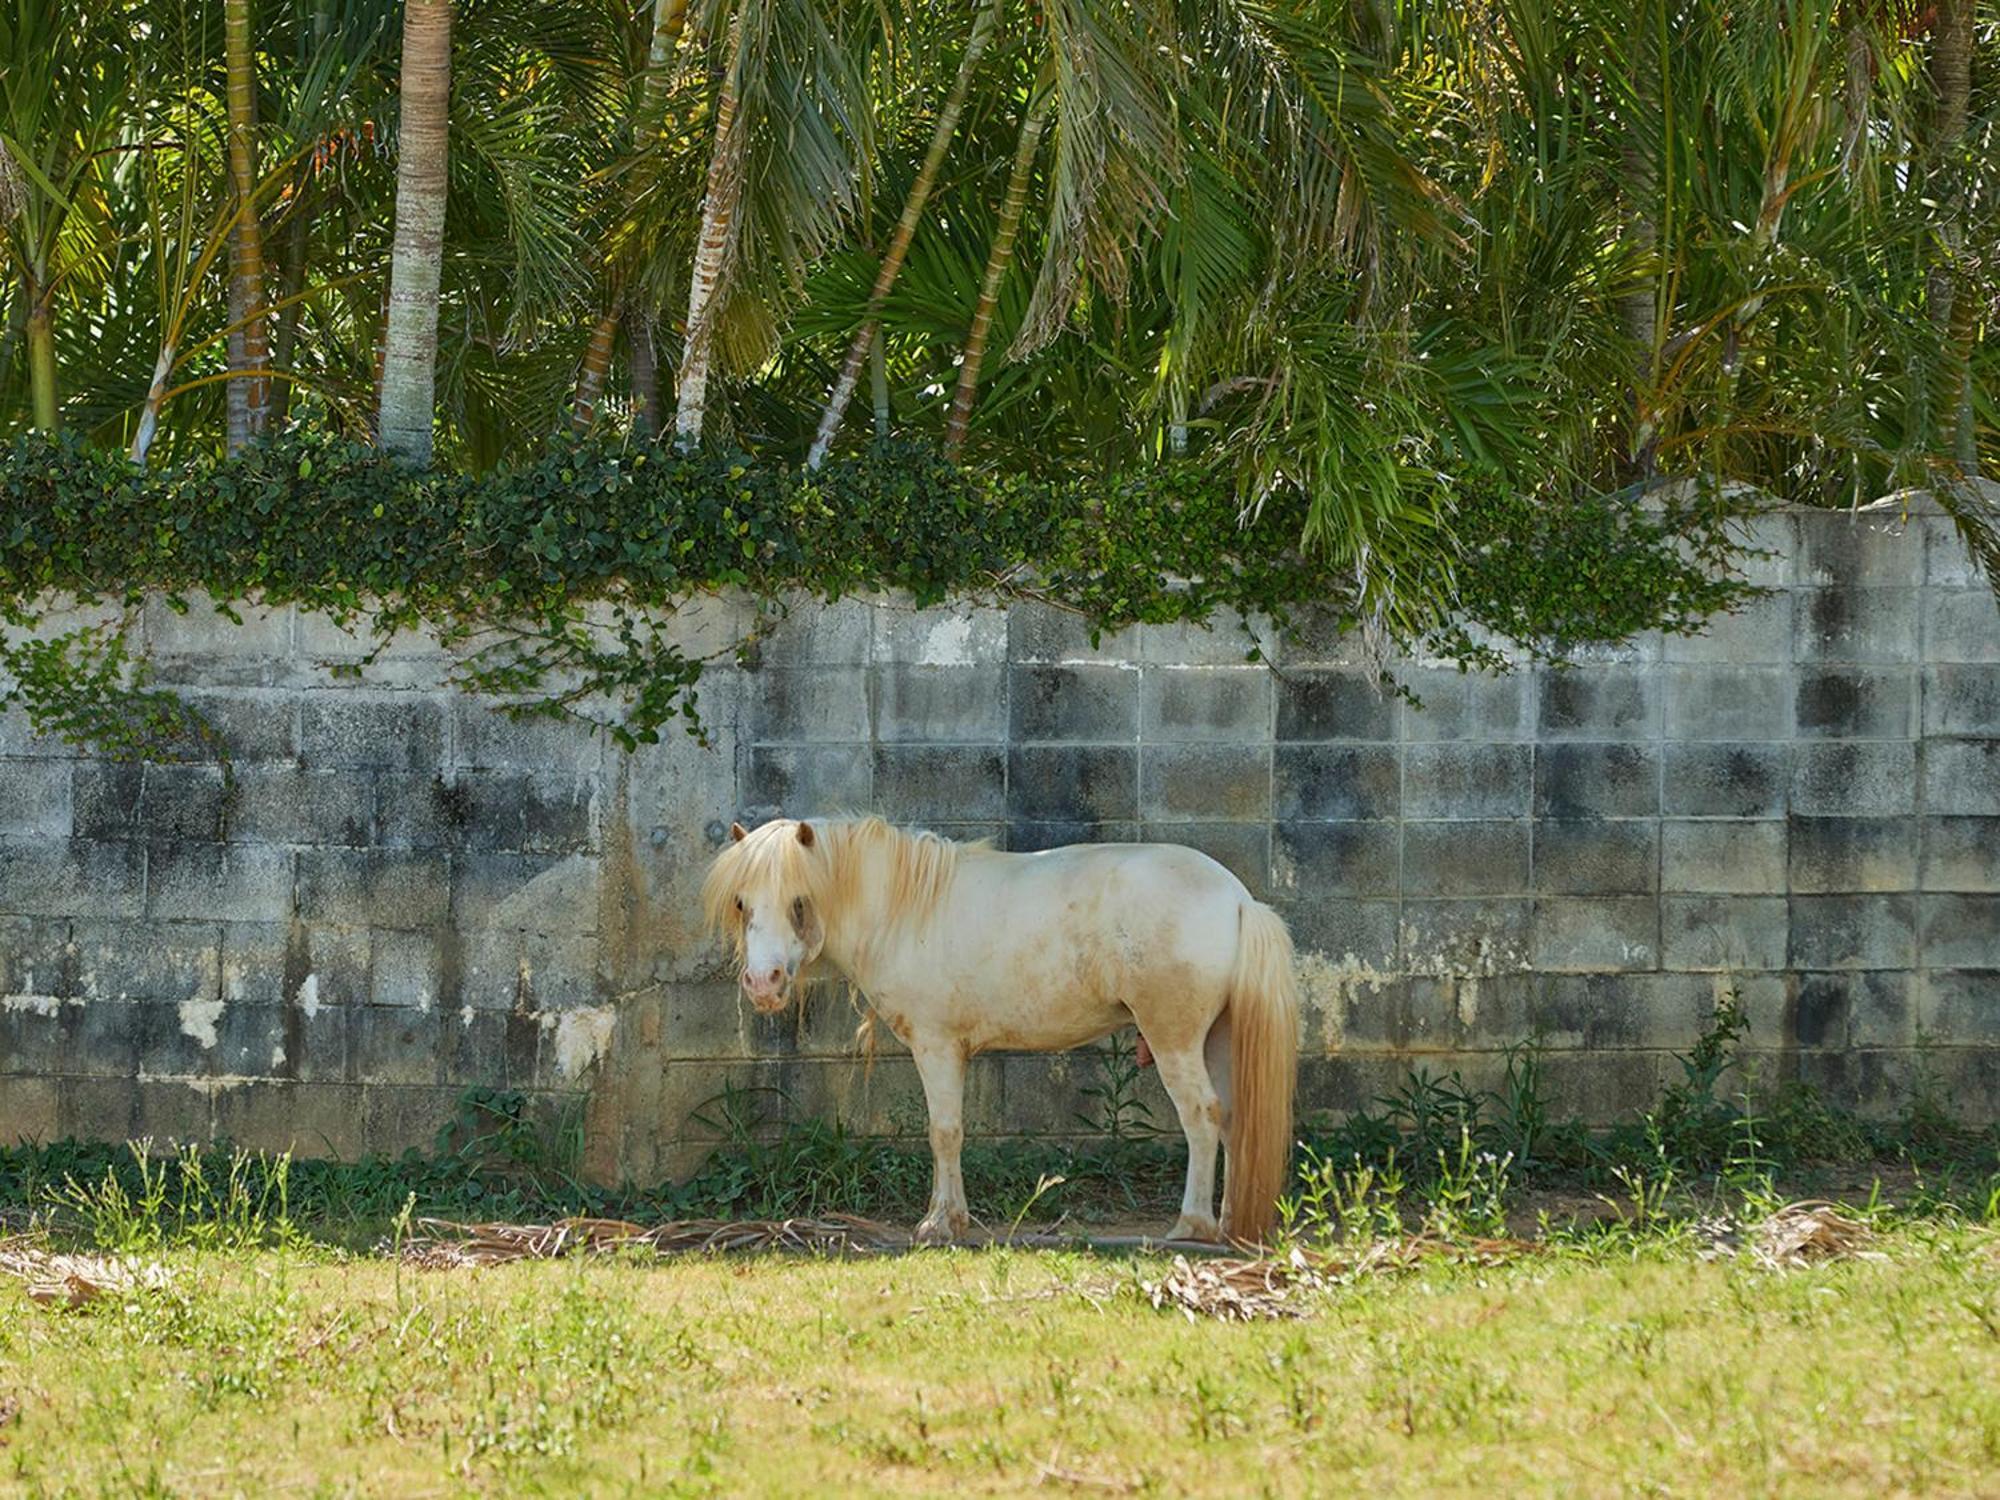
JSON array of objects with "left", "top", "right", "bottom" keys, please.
[
  {"left": 543, "top": 1006, "right": 616, "bottom": 1079},
  {"left": 1, "top": 991, "right": 73, "bottom": 1017},
  {"left": 179, "top": 998, "right": 225, "bottom": 1048},
  {"left": 1293, "top": 952, "right": 1393, "bottom": 1053},
  {"left": 919, "top": 614, "right": 975, "bottom": 666},
  {"left": 296, "top": 972, "right": 321, "bottom": 1018}
]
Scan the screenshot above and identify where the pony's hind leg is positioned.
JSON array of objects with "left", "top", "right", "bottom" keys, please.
[
  {"left": 1151, "top": 1044, "right": 1225, "bottom": 1243},
  {"left": 910, "top": 1038, "right": 971, "bottom": 1245},
  {"left": 1205, "top": 1014, "right": 1236, "bottom": 1236}
]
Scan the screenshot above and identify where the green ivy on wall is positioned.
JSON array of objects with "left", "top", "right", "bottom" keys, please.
[{"left": 0, "top": 428, "right": 1761, "bottom": 758}]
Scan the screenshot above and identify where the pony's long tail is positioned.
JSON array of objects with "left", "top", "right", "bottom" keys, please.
[{"left": 1224, "top": 901, "right": 1300, "bottom": 1246}]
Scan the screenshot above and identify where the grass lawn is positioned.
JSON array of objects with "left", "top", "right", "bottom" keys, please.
[{"left": 4, "top": 1220, "right": 2000, "bottom": 1497}]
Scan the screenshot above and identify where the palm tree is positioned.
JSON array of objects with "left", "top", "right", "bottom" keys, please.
[
  {"left": 224, "top": 0, "right": 273, "bottom": 447},
  {"left": 378, "top": 0, "right": 453, "bottom": 463}
]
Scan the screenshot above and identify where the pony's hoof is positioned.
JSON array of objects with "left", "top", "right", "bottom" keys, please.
[
  {"left": 1168, "top": 1216, "right": 1223, "bottom": 1244},
  {"left": 914, "top": 1210, "right": 969, "bottom": 1245}
]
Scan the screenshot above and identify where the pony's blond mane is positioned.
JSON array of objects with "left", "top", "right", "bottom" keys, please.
[{"left": 701, "top": 815, "right": 975, "bottom": 954}]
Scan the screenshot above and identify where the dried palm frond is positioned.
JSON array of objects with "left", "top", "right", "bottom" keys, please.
[
  {"left": 0, "top": 1238, "right": 174, "bottom": 1308},
  {"left": 1750, "top": 1201, "right": 1883, "bottom": 1270},
  {"left": 395, "top": 1213, "right": 909, "bottom": 1269},
  {"left": 1143, "top": 1235, "right": 1534, "bottom": 1322}
]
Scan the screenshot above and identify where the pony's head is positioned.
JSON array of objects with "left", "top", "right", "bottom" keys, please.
[{"left": 701, "top": 817, "right": 830, "bottom": 1013}]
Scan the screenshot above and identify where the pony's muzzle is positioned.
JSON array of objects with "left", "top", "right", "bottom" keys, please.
[{"left": 740, "top": 963, "right": 792, "bottom": 1013}]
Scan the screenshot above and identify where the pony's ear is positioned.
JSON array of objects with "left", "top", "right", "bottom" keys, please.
[
  {"left": 795, "top": 821, "right": 816, "bottom": 848},
  {"left": 729, "top": 822, "right": 747, "bottom": 842}
]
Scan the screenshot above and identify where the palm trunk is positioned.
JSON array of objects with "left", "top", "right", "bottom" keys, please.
[
  {"left": 223, "top": 0, "right": 271, "bottom": 447},
  {"left": 1618, "top": 6, "right": 1660, "bottom": 476},
  {"left": 1925, "top": 0, "right": 1974, "bottom": 471},
  {"left": 378, "top": 0, "right": 452, "bottom": 464},
  {"left": 806, "top": 0, "right": 996, "bottom": 468},
  {"left": 869, "top": 331, "right": 888, "bottom": 439},
  {"left": 24, "top": 280, "right": 56, "bottom": 431},
  {"left": 628, "top": 308, "right": 658, "bottom": 437},
  {"left": 129, "top": 344, "right": 176, "bottom": 463},
  {"left": 571, "top": 309, "right": 620, "bottom": 433},
  {"left": 944, "top": 92, "right": 1050, "bottom": 459},
  {"left": 672, "top": 11, "right": 746, "bottom": 451}
]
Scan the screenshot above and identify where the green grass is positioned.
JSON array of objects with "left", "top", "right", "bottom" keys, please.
[{"left": 4, "top": 1217, "right": 2000, "bottom": 1495}]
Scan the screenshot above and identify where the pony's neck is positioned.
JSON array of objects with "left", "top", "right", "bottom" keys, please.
[{"left": 814, "top": 822, "right": 938, "bottom": 988}]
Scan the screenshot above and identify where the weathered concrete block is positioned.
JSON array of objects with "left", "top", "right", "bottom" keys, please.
[
  {"left": 1794, "top": 587, "right": 1919, "bottom": 664},
  {"left": 1536, "top": 667, "right": 1658, "bottom": 739},
  {"left": 1922, "top": 665, "right": 2000, "bottom": 737},
  {"left": 1007, "top": 818, "right": 1140, "bottom": 852},
  {"left": 296, "top": 848, "right": 444, "bottom": 929},
  {"left": 1402, "top": 820, "right": 1529, "bottom": 897},
  {"left": 872, "top": 745, "right": 1006, "bottom": 821},
  {"left": 1662, "top": 589, "right": 1793, "bottom": 664},
  {"left": 1924, "top": 588, "right": 2000, "bottom": 663},
  {"left": 1662, "top": 665, "right": 1794, "bottom": 741},
  {"left": 360, "top": 1083, "right": 462, "bottom": 1156},
  {"left": 743, "top": 744, "right": 872, "bottom": 814},
  {"left": 0, "top": 999, "right": 67, "bottom": 1077},
  {"left": 1788, "top": 816, "right": 1917, "bottom": 893},
  {"left": 1273, "top": 744, "right": 1398, "bottom": 821},
  {"left": 453, "top": 699, "right": 607, "bottom": 774},
  {"left": 130, "top": 997, "right": 218, "bottom": 1078},
  {"left": 1920, "top": 894, "right": 2000, "bottom": 968},
  {"left": 874, "top": 665, "right": 1009, "bottom": 743},
  {"left": 70, "top": 919, "right": 220, "bottom": 1005},
  {"left": 1794, "top": 668, "right": 1917, "bottom": 739},
  {"left": 78, "top": 764, "right": 229, "bottom": 843},
  {"left": 871, "top": 601, "right": 1006, "bottom": 667},
  {"left": 1005, "top": 601, "right": 1138, "bottom": 664},
  {"left": 213, "top": 1080, "right": 364, "bottom": 1158},
  {"left": 1533, "top": 743, "right": 1657, "bottom": 819},
  {"left": 143, "top": 597, "right": 293, "bottom": 684},
  {"left": 0, "top": 837, "right": 141, "bottom": 918},
  {"left": 744, "top": 667, "right": 870, "bottom": 743},
  {"left": 441, "top": 1006, "right": 508, "bottom": 1086},
  {"left": 210, "top": 1002, "right": 289, "bottom": 1079},
  {"left": 1796, "top": 509, "right": 1921, "bottom": 588},
  {"left": 1916, "top": 970, "right": 2000, "bottom": 1045},
  {"left": 0, "top": 916, "right": 74, "bottom": 1005},
  {"left": 70, "top": 762, "right": 142, "bottom": 840},
  {"left": 1007, "top": 745, "right": 1138, "bottom": 823},
  {"left": 175, "top": 690, "right": 299, "bottom": 764},
  {"left": 230, "top": 767, "right": 373, "bottom": 847},
  {"left": 1790, "top": 740, "right": 1916, "bottom": 818},
  {"left": 758, "top": 596, "right": 875, "bottom": 666},
  {"left": 457, "top": 927, "right": 601, "bottom": 1012},
  {"left": 370, "top": 928, "right": 444, "bottom": 1010},
  {"left": 1404, "top": 743, "right": 1531, "bottom": 819},
  {"left": 1789, "top": 893, "right": 1916, "bottom": 970},
  {"left": 1009, "top": 664, "right": 1139, "bottom": 742},
  {"left": 1922, "top": 816, "right": 2000, "bottom": 891},
  {"left": 61, "top": 997, "right": 144, "bottom": 1077},
  {"left": 1803, "top": 971, "right": 1915, "bottom": 1047},
  {"left": 1275, "top": 669, "right": 1397, "bottom": 742},
  {"left": 1532, "top": 897, "right": 1657, "bottom": 971},
  {"left": 1273, "top": 820, "right": 1399, "bottom": 898},
  {"left": 1660, "top": 895, "right": 1788, "bottom": 971},
  {"left": 57, "top": 1076, "right": 139, "bottom": 1140},
  {"left": 1139, "top": 744, "right": 1272, "bottom": 823},
  {"left": 350, "top": 1005, "right": 441, "bottom": 1087},
  {"left": 0, "top": 1076, "right": 60, "bottom": 1142},
  {"left": 450, "top": 769, "right": 598, "bottom": 854},
  {"left": 1663, "top": 743, "right": 1786, "bottom": 818},
  {"left": 146, "top": 844, "right": 293, "bottom": 924},
  {"left": 1532, "top": 819, "right": 1657, "bottom": 895},
  {"left": 1284, "top": 896, "right": 1400, "bottom": 970},
  {"left": 1923, "top": 739, "right": 2000, "bottom": 815},
  {"left": 449, "top": 851, "right": 599, "bottom": 934},
  {"left": 1397, "top": 670, "right": 1531, "bottom": 741},
  {"left": 300, "top": 696, "right": 442, "bottom": 772},
  {"left": 1139, "top": 616, "right": 1273, "bottom": 667},
  {"left": 1401, "top": 898, "right": 1531, "bottom": 977},
  {"left": 1531, "top": 1050, "right": 1666, "bottom": 1121},
  {"left": 1527, "top": 973, "right": 1680, "bottom": 1050},
  {"left": 1141, "top": 666, "right": 1272, "bottom": 742},
  {"left": 1661, "top": 819, "right": 1785, "bottom": 894},
  {"left": 1140, "top": 821, "right": 1270, "bottom": 898},
  {"left": 0, "top": 761, "right": 70, "bottom": 838}
]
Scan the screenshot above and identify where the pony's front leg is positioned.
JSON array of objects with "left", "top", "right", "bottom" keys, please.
[
  {"left": 1152, "top": 1045, "right": 1224, "bottom": 1243},
  {"left": 910, "top": 1039, "right": 971, "bottom": 1245}
]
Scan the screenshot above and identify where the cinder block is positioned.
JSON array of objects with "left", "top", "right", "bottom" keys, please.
[
  {"left": 1916, "top": 970, "right": 2000, "bottom": 1045},
  {"left": 143, "top": 596, "right": 293, "bottom": 682},
  {"left": 1924, "top": 588, "right": 2000, "bottom": 663},
  {"left": 1794, "top": 587, "right": 1919, "bottom": 663},
  {"left": 1531, "top": 1050, "right": 1666, "bottom": 1121},
  {"left": 872, "top": 745, "right": 1006, "bottom": 821},
  {"left": 229, "top": 767, "right": 373, "bottom": 847},
  {"left": 0, "top": 838, "right": 144, "bottom": 918},
  {"left": 79, "top": 764, "right": 230, "bottom": 843},
  {"left": 1006, "top": 601, "right": 1138, "bottom": 664},
  {"left": 1536, "top": 667, "right": 1657, "bottom": 738},
  {"left": 213, "top": 1080, "right": 364, "bottom": 1159},
  {"left": 758, "top": 596, "right": 875, "bottom": 666},
  {"left": 1006, "top": 819, "right": 1139, "bottom": 852},
  {"left": 1664, "top": 743, "right": 1786, "bottom": 818},
  {"left": 743, "top": 667, "right": 871, "bottom": 742},
  {"left": 1533, "top": 743, "right": 1658, "bottom": 819},
  {"left": 1532, "top": 897, "right": 1657, "bottom": 971},
  {"left": 1401, "top": 898, "right": 1531, "bottom": 977},
  {"left": 70, "top": 919, "right": 220, "bottom": 1005},
  {"left": 1402, "top": 821, "right": 1530, "bottom": 897},
  {"left": 1923, "top": 510, "right": 1985, "bottom": 586},
  {"left": 281, "top": 999, "right": 351, "bottom": 1084},
  {"left": 1661, "top": 820, "right": 1785, "bottom": 894},
  {"left": 1139, "top": 745, "right": 1271, "bottom": 822},
  {"left": 1796, "top": 510, "right": 1921, "bottom": 588},
  {"left": 1273, "top": 820, "right": 1399, "bottom": 898},
  {"left": 1009, "top": 664, "right": 1139, "bottom": 742},
  {"left": 1788, "top": 816, "right": 1918, "bottom": 893},
  {"left": 452, "top": 770, "right": 599, "bottom": 854},
  {"left": 1794, "top": 668, "right": 1917, "bottom": 739},
  {"left": 1923, "top": 665, "right": 2000, "bottom": 737},
  {"left": 453, "top": 699, "right": 606, "bottom": 774},
  {"left": 1919, "top": 893, "right": 2000, "bottom": 968},
  {"left": 1660, "top": 895, "right": 1788, "bottom": 971},
  {"left": 371, "top": 771, "right": 458, "bottom": 848},
  {"left": 1139, "top": 616, "right": 1273, "bottom": 666},
  {"left": 1922, "top": 816, "right": 2000, "bottom": 891},
  {"left": 1662, "top": 665, "right": 1794, "bottom": 740},
  {"left": 1793, "top": 741, "right": 1917, "bottom": 816},
  {"left": 1923, "top": 740, "right": 2000, "bottom": 814},
  {"left": 1806, "top": 971, "right": 1915, "bottom": 1047},
  {"left": 370, "top": 928, "right": 444, "bottom": 1010},
  {"left": 71, "top": 762, "right": 142, "bottom": 840},
  {"left": 743, "top": 744, "right": 872, "bottom": 814},
  {"left": 209, "top": 1001, "right": 288, "bottom": 1078},
  {"left": 57, "top": 1075, "right": 139, "bottom": 1140},
  {"left": 442, "top": 1006, "right": 509, "bottom": 1086},
  {"left": 1397, "top": 670, "right": 1531, "bottom": 741},
  {"left": 0, "top": 999, "right": 67, "bottom": 1077},
  {"left": 1141, "top": 667, "right": 1272, "bottom": 742},
  {"left": 350, "top": 1005, "right": 441, "bottom": 1086},
  {"left": 1273, "top": 744, "right": 1399, "bottom": 821},
  {"left": 457, "top": 927, "right": 602, "bottom": 1012},
  {"left": 0, "top": 915, "right": 75, "bottom": 1004},
  {"left": 301, "top": 696, "right": 443, "bottom": 771},
  {"left": 1405, "top": 743, "right": 1531, "bottom": 819},
  {"left": 130, "top": 997, "right": 217, "bottom": 1077},
  {"left": 176, "top": 690, "right": 299, "bottom": 764},
  {"left": 1283, "top": 897, "right": 1400, "bottom": 970},
  {"left": 1533, "top": 819, "right": 1657, "bottom": 895},
  {"left": 1141, "top": 822, "right": 1270, "bottom": 899},
  {"left": 1662, "top": 589, "right": 1793, "bottom": 663},
  {"left": 61, "top": 997, "right": 143, "bottom": 1077},
  {"left": 1275, "top": 669, "right": 1397, "bottom": 741},
  {"left": 0, "top": 1076, "right": 61, "bottom": 1142},
  {"left": 0, "top": 761, "right": 70, "bottom": 838},
  {"left": 1789, "top": 893, "right": 1915, "bottom": 970},
  {"left": 875, "top": 665, "right": 1008, "bottom": 743},
  {"left": 145, "top": 843, "right": 292, "bottom": 923},
  {"left": 297, "top": 848, "right": 445, "bottom": 929},
  {"left": 871, "top": 602, "right": 1006, "bottom": 666}
]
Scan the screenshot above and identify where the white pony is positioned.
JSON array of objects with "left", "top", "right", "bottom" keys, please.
[{"left": 702, "top": 816, "right": 1300, "bottom": 1245}]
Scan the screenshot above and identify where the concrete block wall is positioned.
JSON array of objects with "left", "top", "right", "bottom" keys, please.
[{"left": 2, "top": 494, "right": 1998, "bottom": 1179}]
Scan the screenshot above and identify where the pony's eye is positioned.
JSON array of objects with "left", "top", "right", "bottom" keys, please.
[
  {"left": 792, "top": 897, "right": 806, "bottom": 924},
  {"left": 733, "top": 896, "right": 743, "bottom": 914}
]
